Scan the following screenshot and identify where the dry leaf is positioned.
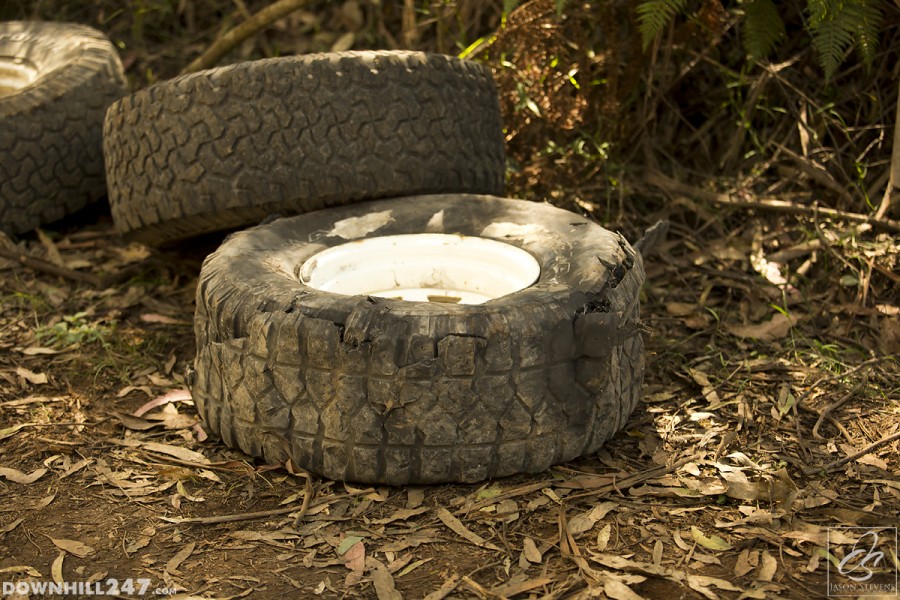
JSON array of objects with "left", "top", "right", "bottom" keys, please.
[
  {"left": 343, "top": 540, "right": 365, "bottom": 586},
  {"left": 493, "top": 577, "right": 553, "bottom": 597},
  {"left": 690, "top": 527, "right": 732, "bottom": 551},
  {"left": 133, "top": 388, "right": 192, "bottom": 417},
  {"left": 51, "top": 552, "right": 65, "bottom": 584},
  {"left": 522, "top": 537, "right": 543, "bottom": 563},
  {"left": 0, "top": 466, "right": 47, "bottom": 484},
  {"left": 367, "top": 557, "right": 402, "bottom": 600},
  {"left": 604, "top": 579, "right": 647, "bottom": 600},
  {"left": 165, "top": 542, "right": 195, "bottom": 574},
  {"left": 50, "top": 538, "right": 95, "bottom": 558},
  {"left": 734, "top": 549, "right": 758, "bottom": 577},
  {"left": 372, "top": 507, "right": 429, "bottom": 525},
  {"left": 566, "top": 502, "right": 616, "bottom": 537},
  {"left": 435, "top": 508, "right": 500, "bottom": 551},
  {"left": 0, "top": 565, "right": 42, "bottom": 577},
  {"left": 726, "top": 313, "right": 794, "bottom": 341},
  {"left": 652, "top": 540, "right": 663, "bottom": 566},
  {"left": 1, "top": 518, "right": 25, "bottom": 534},
  {"left": 757, "top": 550, "right": 777, "bottom": 581},
  {"left": 19, "top": 346, "right": 62, "bottom": 355},
  {"left": 16, "top": 367, "right": 48, "bottom": 385},
  {"left": 406, "top": 488, "right": 425, "bottom": 509},
  {"left": 596, "top": 524, "right": 612, "bottom": 551}
]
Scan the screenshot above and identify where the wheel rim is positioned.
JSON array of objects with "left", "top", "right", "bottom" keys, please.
[
  {"left": 299, "top": 233, "right": 541, "bottom": 304},
  {"left": 0, "top": 56, "right": 38, "bottom": 97}
]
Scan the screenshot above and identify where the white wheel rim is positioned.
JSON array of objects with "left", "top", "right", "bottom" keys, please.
[
  {"left": 299, "top": 234, "right": 541, "bottom": 304},
  {"left": 0, "top": 57, "right": 38, "bottom": 97}
]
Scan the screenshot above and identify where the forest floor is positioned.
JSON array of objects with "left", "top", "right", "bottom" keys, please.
[{"left": 1, "top": 1, "right": 898, "bottom": 599}]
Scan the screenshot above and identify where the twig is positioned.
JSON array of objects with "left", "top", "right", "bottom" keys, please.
[
  {"left": 181, "top": 0, "right": 312, "bottom": 75},
  {"left": 795, "top": 356, "right": 889, "bottom": 406},
  {"left": 812, "top": 384, "right": 863, "bottom": 439},
  {"left": 803, "top": 431, "right": 900, "bottom": 475},
  {"left": 0, "top": 244, "right": 103, "bottom": 287},
  {"left": 564, "top": 452, "right": 704, "bottom": 501},
  {"left": 646, "top": 170, "right": 900, "bottom": 233},
  {"left": 158, "top": 490, "right": 366, "bottom": 525},
  {"left": 291, "top": 476, "right": 314, "bottom": 527}
]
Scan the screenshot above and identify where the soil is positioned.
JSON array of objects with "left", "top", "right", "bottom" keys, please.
[{"left": 0, "top": 204, "right": 896, "bottom": 599}]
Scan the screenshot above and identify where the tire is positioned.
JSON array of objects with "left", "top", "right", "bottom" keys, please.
[
  {"left": 192, "top": 195, "right": 648, "bottom": 485},
  {"left": 0, "top": 21, "right": 127, "bottom": 236},
  {"left": 103, "top": 51, "right": 506, "bottom": 246}
]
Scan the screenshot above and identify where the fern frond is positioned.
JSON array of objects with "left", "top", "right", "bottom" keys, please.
[
  {"left": 807, "top": 0, "right": 858, "bottom": 79},
  {"left": 742, "top": 0, "right": 785, "bottom": 62},
  {"left": 554, "top": 0, "right": 568, "bottom": 18},
  {"left": 850, "top": 0, "right": 885, "bottom": 70},
  {"left": 636, "top": 0, "right": 690, "bottom": 50}
]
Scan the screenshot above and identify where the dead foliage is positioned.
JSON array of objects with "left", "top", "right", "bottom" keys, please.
[{"left": 0, "top": 1, "right": 898, "bottom": 598}]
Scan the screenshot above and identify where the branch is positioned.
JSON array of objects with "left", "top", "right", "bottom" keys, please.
[
  {"left": 646, "top": 170, "right": 900, "bottom": 233},
  {"left": 876, "top": 78, "right": 900, "bottom": 220},
  {"left": 0, "top": 244, "right": 102, "bottom": 287},
  {"left": 803, "top": 430, "right": 900, "bottom": 475},
  {"left": 180, "top": 0, "right": 313, "bottom": 75}
]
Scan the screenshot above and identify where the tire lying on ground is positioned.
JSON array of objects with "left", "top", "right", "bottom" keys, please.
[
  {"left": 192, "top": 194, "right": 657, "bottom": 485},
  {"left": 0, "top": 21, "right": 127, "bottom": 236},
  {"left": 103, "top": 51, "right": 506, "bottom": 246}
]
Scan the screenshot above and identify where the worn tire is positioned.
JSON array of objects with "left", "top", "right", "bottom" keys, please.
[
  {"left": 103, "top": 51, "right": 506, "bottom": 246},
  {"left": 192, "top": 195, "right": 647, "bottom": 485},
  {"left": 0, "top": 21, "right": 126, "bottom": 236}
]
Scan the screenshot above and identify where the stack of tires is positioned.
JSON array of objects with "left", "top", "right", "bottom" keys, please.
[{"left": 3, "top": 21, "right": 656, "bottom": 485}]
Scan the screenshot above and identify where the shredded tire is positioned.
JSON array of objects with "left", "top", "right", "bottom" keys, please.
[
  {"left": 0, "top": 21, "right": 127, "bottom": 236},
  {"left": 192, "top": 195, "right": 648, "bottom": 485},
  {"left": 103, "top": 51, "right": 506, "bottom": 246}
]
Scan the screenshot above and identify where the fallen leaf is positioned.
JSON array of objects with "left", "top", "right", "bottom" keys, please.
[
  {"left": 604, "top": 579, "right": 647, "bottom": 600},
  {"left": 522, "top": 537, "right": 543, "bottom": 563},
  {"left": 343, "top": 540, "right": 365, "bottom": 586},
  {"left": 734, "top": 549, "right": 758, "bottom": 577},
  {"left": 0, "top": 423, "right": 34, "bottom": 441},
  {"left": 596, "top": 524, "right": 612, "bottom": 551},
  {"left": 406, "top": 488, "right": 425, "bottom": 509},
  {"left": 372, "top": 507, "right": 429, "bottom": 525},
  {"left": 0, "top": 565, "right": 42, "bottom": 577},
  {"left": 725, "top": 313, "right": 794, "bottom": 341},
  {"left": 567, "top": 502, "right": 616, "bottom": 536},
  {"left": 16, "top": 367, "right": 48, "bottom": 385},
  {"left": 19, "top": 346, "right": 63, "bottom": 355},
  {"left": 50, "top": 538, "right": 95, "bottom": 558},
  {"left": 165, "top": 541, "right": 195, "bottom": 574},
  {"left": 133, "top": 389, "right": 193, "bottom": 417},
  {"left": 691, "top": 526, "right": 732, "bottom": 551},
  {"left": 0, "top": 467, "right": 47, "bottom": 484},
  {"left": 435, "top": 508, "right": 500, "bottom": 551},
  {"left": 757, "top": 550, "right": 777, "bottom": 581},
  {"left": 140, "top": 313, "right": 188, "bottom": 325},
  {"left": 51, "top": 552, "right": 65, "bottom": 584},
  {"left": 493, "top": 577, "right": 553, "bottom": 597},
  {"left": 1, "top": 518, "right": 25, "bottom": 534},
  {"left": 496, "top": 499, "right": 519, "bottom": 524},
  {"left": 338, "top": 535, "right": 364, "bottom": 556},
  {"left": 367, "top": 557, "right": 402, "bottom": 600}
]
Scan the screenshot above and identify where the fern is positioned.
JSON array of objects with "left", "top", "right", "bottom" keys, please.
[
  {"left": 636, "top": 0, "right": 887, "bottom": 77},
  {"left": 742, "top": 0, "right": 785, "bottom": 62},
  {"left": 637, "top": 0, "right": 690, "bottom": 50},
  {"left": 850, "top": 0, "right": 885, "bottom": 70}
]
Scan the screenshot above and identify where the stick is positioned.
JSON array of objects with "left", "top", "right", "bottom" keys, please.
[
  {"left": 803, "top": 431, "right": 900, "bottom": 475},
  {"left": 0, "top": 245, "right": 103, "bottom": 287},
  {"left": 646, "top": 170, "right": 900, "bottom": 233},
  {"left": 181, "top": 0, "right": 313, "bottom": 75},
  {"left": 158, "top": 490, "right": 364, "bottom": 525}
]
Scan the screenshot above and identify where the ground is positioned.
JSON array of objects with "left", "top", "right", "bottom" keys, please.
[{"left": 1, "top": 1, "right": 899, "bottom": 599}]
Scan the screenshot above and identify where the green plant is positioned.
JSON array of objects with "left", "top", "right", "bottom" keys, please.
[
  {"left": 35, "top": 312, "right": 113, "bottom": 348},
  {"left": 637, "top": 0, "right": 887, "bottom": 79}
]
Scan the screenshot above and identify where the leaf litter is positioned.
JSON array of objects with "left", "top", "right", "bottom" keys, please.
[{"left": 0, "top": 174, "right": 895, "bottom": 598}]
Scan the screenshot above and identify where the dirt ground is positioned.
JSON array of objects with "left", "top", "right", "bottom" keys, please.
[
  {"left": 0, "top": 196, "right": 897, "bottom": 599},
  {"left": 1, "top": 1, "right": 899, "bottom": 598}
]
